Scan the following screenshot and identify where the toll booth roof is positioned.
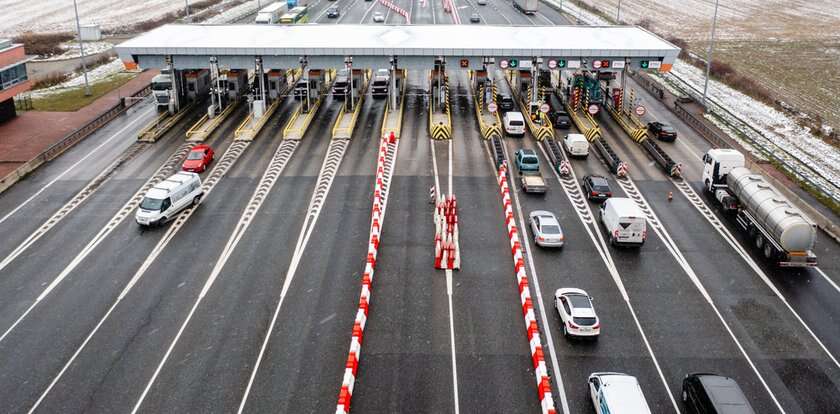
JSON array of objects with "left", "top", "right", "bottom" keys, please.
[{"left": 117, "top": 24, "right": 679, "bottom": 59}]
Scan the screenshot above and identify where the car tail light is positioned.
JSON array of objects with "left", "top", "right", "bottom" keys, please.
[
  {"left": 567, "top": 321, "right": 578, "bottom": 329},
  {"left": 613, "top": 230, "right": 619, "bottom": 239},
  {"left": 591, "top": 191, "right": 598, "bottom": 196},
  {"left": 642, "top": 230, "right": 647, "bottom": 240},
  {"left": 538, "top": 236, "right": 545, "bottom": 242},
  {"left": 606, "top": 192, "right": 612, "bottom": 197},
  {"left": 592, "top": 322, "right": 600, "bottom": 329}
]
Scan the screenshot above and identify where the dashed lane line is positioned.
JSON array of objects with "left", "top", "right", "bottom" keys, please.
[
  {"left": 0, "top": 106, "right": 154, "bottom": 226},
  {"left": 0, "top": 142, "right": 148, "bottom": 274},
  {"left": 29, "top": 139, "right": 266, "bottom": 413},
  {"left": 0, "top": 142, "right": 196, "bottom": 345},
  {"left": 485, "top": 139, "right": 570, "bottom": 414},
  {"left": 614, "top": 175, "right": 787, "bottom": 413},
  {"left": 446, "top": 269, "right": 461, "bottom": 414},
  {"left": 236, "top": 138, "right": 350, "bottom": 413},
  {"left": 124, "top": 140, "right": 300, "bottom": 414},
  {"left": 671, "top": 178, "right": 840, "bottom": 370},
  {"left": 534, "top": 142, "right": 680, "bottom": 413}
]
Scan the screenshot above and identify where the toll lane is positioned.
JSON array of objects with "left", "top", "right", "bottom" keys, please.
[{"left": 239, "top": 100, "right": 383, "bottom": 413}]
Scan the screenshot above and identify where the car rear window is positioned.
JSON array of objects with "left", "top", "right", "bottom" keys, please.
[
  {"left": 510, "top": 120, "right": 524, "bottom": 126},
  {"left": 573, "top": 317, "right": 597, "bottom": 326},
  {"left": 522, "top": 156, "right": 538, "bottom": 164},
  {"left": 541, "top": 224, "right": 561, "bottom": 235}
]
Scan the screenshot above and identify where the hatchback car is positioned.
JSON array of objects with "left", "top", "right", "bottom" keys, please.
[
  {"left": 555, "top": 288, "right": 600, "bottom": 339},
  {"left": 182, "top": 144, "right": 214, "bottom": 173},
  {"left": 372, "top": 12, "right": 385, "bottom": 22},
  {"left": 327, "top": 7, "right": 339, "bottom": 17},
  {"left": 682, "top": 373, "right": 755, "bottom": 414},
  {"left": 529, "top": 210, "right": 564, "bottom": 247},
  {"left": 514, "top": 148, "right": 540, "bottom": 172},
  {"left": 550, "top": 109, "right": 571, "bottom": 129},
  {"left": 470, "top": 13, "right": 480, "bottom": 23},
  {"left": 582, "top": 175, "right": 612, "bottom": 202}
]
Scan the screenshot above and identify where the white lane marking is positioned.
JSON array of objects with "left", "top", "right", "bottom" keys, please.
[
  {"left": 495, "top": 140, "right": 570, "bottom": 414},
  {"left": 617, "top": 176, "right": 787, "bottom": 413},
  {"left": 448, "top": 139, "right": 454, "bottom": 195},
  {"left": 236, "top": 139, "right": 350, "bottom": 413},
  {"left": 430, "top": 139, "right": 441, "bottom": 200},
  {"left": 430, "top": 0, "right": 436, "bottom": 24},
  {"left": 446, "top": 269, "right": 461, "bottom": 414},
  {"left": 534, "top": 144, "right": 680, "bottom": 413},
  {"left": 360, "top": 0, "right": 382, "bottom": 22},
  {"left": 536, "top": 12, "right": 554, "bottom": 25},
  {"left": 28, "top": 140, "right": 257, "bottom": 412},
  {"left": 0, "top": 106, "right": 154, "bottom": 225},
  {"left": 815, "top": 267, "right": 840, "bottom": 296},
  {"left": 0, "top": 142, "right": 195, "bottom": 344},
  {"left": 671, "top": 180, "right": 840, "bottom": 370}
]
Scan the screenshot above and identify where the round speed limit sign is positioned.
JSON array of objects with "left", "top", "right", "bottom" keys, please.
[
  {"left": 635, "top": 106, "right": 647, "bottom": 116},
  {"left": 588, "top": 104, "right": 599, "bottom": 115},
  {"left": 499, "top": 59, "right": 509, "bottom": 69},
  {"left": 547, "top": 59, "right": 557, "bottom": 69},
  {"left": 488, "top": 102, "right": 498, "bottom": 113},
  {"left": 540, "top": 103, "right": 550, "bottom": 113}
]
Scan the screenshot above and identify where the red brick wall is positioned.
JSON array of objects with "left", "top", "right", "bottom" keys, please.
[
  {"left": 0, "top": 80, "right": 31, "bottom": 102},
  {"left": 0, "top": 44, "right": 26, "bottom": 68}
]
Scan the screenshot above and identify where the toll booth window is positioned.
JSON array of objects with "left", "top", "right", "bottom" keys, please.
[
  {"left": 229, "top": 83, "right": 236, "bottom": 90},
  {"left": 188, "top": 83, "right": 195, "bottom": 92},
  {"left": 269, "top": 82, "right": 276, "bottom": 90}
]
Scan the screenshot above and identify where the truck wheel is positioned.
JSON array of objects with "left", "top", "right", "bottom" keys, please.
[{"left": 764, "top": 243, "right": 774, "bottom": 259}]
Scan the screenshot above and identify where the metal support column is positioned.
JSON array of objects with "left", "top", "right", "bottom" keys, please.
[
  {"left": 531, "top": 57, "right": 541, "bottom": 118},
  {"left": 209, "top": 56, "right": 223, "bottom": 118},
  {"left": 438, "top": 57, "right": 445, "bottom": 112},
  {"left": 166, "top": 55, "right": 179, "bottom": 115},
  {"left": 345, "top": 56, "right": 354, "bottom": 113},
  {"left": 389, "top": 56, "right": 398, "bottom": 112},
  {"left": 299, "top": 56, "right": 309, "bottom": 113}
]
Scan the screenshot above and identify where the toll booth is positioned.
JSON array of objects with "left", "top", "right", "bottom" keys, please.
[
  {"left": 267, "top": 69, "right": 288, "bottom": 100},
  {"left": 184, "top": 69, "right": 210, "bottom": 101},
  {"left": 222, "top": 69, "right": 249, "bottom": 101}
]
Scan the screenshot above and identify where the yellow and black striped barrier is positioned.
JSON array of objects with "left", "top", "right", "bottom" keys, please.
[
  {"left": 565, "top": 102, "right": 602, "bottom": 143},
  {"left": 428, "top": 71, "right": 452, "bottom": 140}
]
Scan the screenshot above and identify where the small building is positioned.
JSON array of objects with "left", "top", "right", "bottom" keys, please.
[{"left": 0, "top": 39, "right": 32, "bottom": 123}]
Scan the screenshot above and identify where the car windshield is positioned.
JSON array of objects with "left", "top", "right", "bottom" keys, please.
[
  {"left": 573, "top": 317, "right": 597, "bottom": 326},
  {"left": 567, "top": 294, "right": 592, "bottom": 309},
  {"left": 140, "top": 197, "right": 164, "bottom": 211},
  {"left": 187, "top": 151, "right": 204, "bottom": 160},
  {"left": 541, "top": 224, "right": 561, "bottom": 235}
]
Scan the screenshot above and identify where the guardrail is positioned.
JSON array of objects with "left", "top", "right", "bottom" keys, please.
[
  {"left": 0, "top": 85, "right": 151, "bottom": 194},
  {"left": 659, "top": 72, "right": 839, "bottom": 205}
]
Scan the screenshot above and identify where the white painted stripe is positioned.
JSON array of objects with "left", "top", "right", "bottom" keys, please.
[
  {"left": 0, "top": 106, "right": 154, "bottom": 225},
  {"left": 445, "top": 269, "right": 460, "bottom": 414}
]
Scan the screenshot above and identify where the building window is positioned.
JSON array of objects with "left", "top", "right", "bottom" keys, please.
[{"left": 0, "top": 63, "right": 28, "bottom": 90}]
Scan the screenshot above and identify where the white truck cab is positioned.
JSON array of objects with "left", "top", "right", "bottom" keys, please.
[
  {"left": 599, "top": 197, "right": 646, "bottom": 247},
  {"left": 503, "top": 111, "right": 526, "bottom": 137},
  {"left": 702, "top": 148, "right": 745, "bottom": 191},
  {"left": 563, "top": 133, "right": 590, "bottom": 158},
  {"left": 136, "top": 172, "right": 203, "bottom": 227},
  {"left": 588, "top": 372, "right": 652, "bottom": 414}
]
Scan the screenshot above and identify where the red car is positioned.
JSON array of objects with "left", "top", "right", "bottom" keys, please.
[{"left": 182, "top": 144, "right": 214, "bottom": 173}]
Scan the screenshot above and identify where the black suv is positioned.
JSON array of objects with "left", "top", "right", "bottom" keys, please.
[
  {"left": 682, "top": 373, "right": 755, "bottom": 414},
  {"left": 549, "top": 109, "right": 571, "bottom": 129},
  {"left": 582, "top": 175, "right": 612, "bottom": 202},
  {"left": 327, "top": 7, "right": 339, "bottom": 18},
  {"left": 497, "top": 93, "right": 515, "bottom": 111}
]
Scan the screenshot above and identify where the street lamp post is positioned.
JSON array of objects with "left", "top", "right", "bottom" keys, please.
[
  {"left": 72, "top": 0, "right": 91, "bottom": 96},
  {"left": 702, "top": 0, "right": 720, "bottom": 108},
  {"left": 616, "top": 0, "right": 622, "bottom": 22}
]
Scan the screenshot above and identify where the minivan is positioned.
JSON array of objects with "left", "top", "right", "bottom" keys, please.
[
  {"left": 563, "top": 133, "right": 589, "bottom": 158},
  {"left": 504, "top": 111, "right": 526, "bottom": 137},
  {"left": 682, "top": 373, "right": 755, "bottom": 414},
  {"left": 589, "top": 372, "right": 652, "bottom": 414},
  {"left": 136, "top": 172, "right": 203, "bottom": 227},
  {"left": 599, "top": 197, "right": 646, "bottom": 246}
]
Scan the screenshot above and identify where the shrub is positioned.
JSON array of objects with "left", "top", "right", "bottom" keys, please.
[{"left": 12, "top": 31, "right": 74, "bottom": 57}]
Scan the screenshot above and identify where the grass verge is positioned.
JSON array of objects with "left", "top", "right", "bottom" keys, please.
[{"left": 31, "top": 72, "right": 137, "bottom": 112}]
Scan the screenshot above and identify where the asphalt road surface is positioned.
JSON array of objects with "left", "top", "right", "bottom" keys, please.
[{"left": 1, "top": 1, "right": 839, "bottom": 413}]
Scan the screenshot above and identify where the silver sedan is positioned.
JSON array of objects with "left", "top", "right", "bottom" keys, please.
[{"left": 529, "top": 210, "right": 564, "bottom": 247}]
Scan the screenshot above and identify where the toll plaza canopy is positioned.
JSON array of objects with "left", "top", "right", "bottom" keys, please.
[{"left": 117, "top": 24, "right": 680, "bottom": 72}]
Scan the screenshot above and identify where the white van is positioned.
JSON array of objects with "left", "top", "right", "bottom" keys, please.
[
  {"left": 135, "top": 172, "right": 203, "bottom": 227},
  {"left": 503, "top": 111, "right": 526, "bottom": 137},
  {"left": 588, "top": 372, "right": 652, "bottom": 414},
  {"left": 563, "top": 133, "right": 589, "bottom": 158},
  {"left": 599, "top": 197, "right": 646, "bottom": 246}
]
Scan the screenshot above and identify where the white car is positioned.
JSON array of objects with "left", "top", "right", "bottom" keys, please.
[
  {"left": 529, "top": 210, "right": 564, "bottom": 247},
  {"left": 372, "top": 12, "right": 385, "bottom": 22},
  {"left": 554, "top": 288, "right": 600, "bottom": 339}
]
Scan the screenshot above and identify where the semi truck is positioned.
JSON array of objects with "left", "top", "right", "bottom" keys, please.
[
  {"left": 150, "top": 71, "right": 174, "bottom": 111},
  {"left": 513, "top": 0, "right": 537, "bottom": 14},
  {"left": 255, "top": 2, "right": 285, "bottom": 24},
  {"left": 702, "top": 149, "right": 817, "bottom": 267}
]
